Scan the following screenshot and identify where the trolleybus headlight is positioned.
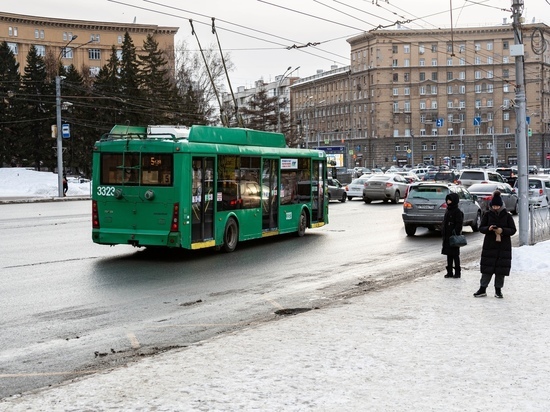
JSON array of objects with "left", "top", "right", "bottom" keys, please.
[
  {"left": 114, "top": 188, "right": 123, "bottom": 199},
  {"left": 144, "top": 189, "right": 155, "bottom": 200}
]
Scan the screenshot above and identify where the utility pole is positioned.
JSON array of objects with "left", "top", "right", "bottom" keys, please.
[{"left": 511, "top": 0, "right": 529, "bottom": 246}]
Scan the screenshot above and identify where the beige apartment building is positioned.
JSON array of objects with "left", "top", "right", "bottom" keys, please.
[
  {"left": 0, "top": 12, "right": 178, "bottom": 79},
  {"left": 292, "top": 23, "right": 550, "bottom": 169}
]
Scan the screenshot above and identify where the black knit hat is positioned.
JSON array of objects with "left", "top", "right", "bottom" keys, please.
[{"left": 490, "top": 190, "right": 503, "bottom": 207}]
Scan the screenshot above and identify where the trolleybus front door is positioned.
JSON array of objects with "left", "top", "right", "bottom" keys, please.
[
  {"left": 312, "top": 160, "right": 325, "bottom": 223},
  {"left": 191, "top": 157, "right": 214, "bottom": 244},
  {"left": 262, "top": 158, "right": 279, "bottom": 231}
]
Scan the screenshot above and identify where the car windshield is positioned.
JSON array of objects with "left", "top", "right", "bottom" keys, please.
[
  {"left": 460, "top": 171, "right": 484, "bottom": 179},
  {"left": 370, "top": 175, "right": 391, "bottom": 182},
  {"left": 529, "top": 180, "right": 543, "bottom": 189},
  {"left": 350, "top": 178, "right": 368, "bottom": 184},
  {"left": 408, "top": 186, "right": 449, "bottom": 200}
]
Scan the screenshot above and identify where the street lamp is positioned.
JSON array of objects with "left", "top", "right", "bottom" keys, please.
[
  {"left": 277, "top": 66, "right": 300, "bottom": 133},
  {"left": 55, "top": 35, "right": 78, "bottom": 197}
]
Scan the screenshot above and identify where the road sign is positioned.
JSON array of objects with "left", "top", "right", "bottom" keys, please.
[
  {"left": 526, "top": 116, "right": 531, "bottom": 125},
  {"left": 62, "top": 124, "right": 70, "bottom": 139},
  {"left": 528, "top": 128, "right": 532, "bottom": 137},
  {"left": 473, "top": 117, "right": 481, "bottom": 126},
  {"left": 436, "top": 118, "right": 444, "bottom": 127},
  {"left": 461, "top": 153, "right": 466, "bottom": 159}
]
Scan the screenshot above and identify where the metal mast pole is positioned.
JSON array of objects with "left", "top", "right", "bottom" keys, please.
[{"left": 512, "top": 0, "right": 529, "bottom": 246}]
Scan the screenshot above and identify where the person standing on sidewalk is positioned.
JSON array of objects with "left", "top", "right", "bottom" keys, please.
[
  {"left": 441, "top": 192, "right": 464, "bottom": 278},
  {"left": 474, "top": 190, "right": 517, "bottom": 298}
]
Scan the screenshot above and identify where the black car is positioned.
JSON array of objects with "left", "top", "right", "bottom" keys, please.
[
  {"left": 495, "top": 167, "right": 518, "bottom": 187},
  {"left": 422, "top": 171, "right": 459, "bottom": 184}
]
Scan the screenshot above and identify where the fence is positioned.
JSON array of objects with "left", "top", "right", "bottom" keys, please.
[{"left": 529, "top": 205, "right": 550, "bottom": 245}]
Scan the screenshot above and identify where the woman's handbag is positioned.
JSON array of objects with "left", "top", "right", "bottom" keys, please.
[{"left": 449, "top": 230, "right": 467, "bottom": 247}]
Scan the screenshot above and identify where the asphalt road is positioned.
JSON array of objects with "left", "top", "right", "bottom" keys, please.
[{"left": 0, "top": 199, "right": 486, "bottom": 398}]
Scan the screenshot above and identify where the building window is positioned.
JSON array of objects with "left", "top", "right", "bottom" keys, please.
[
  {"left": 431, "top": 143, "right": 437, "bottom": 150},
  {"left": 505, "top": 142, "right": 512, "bottom": 149},
  {"left": 393, "top": 88, "right": 399, "bottom": 96},
  {"left": 420, "top": 58, "right": 425, "bottom": 66},
  {"left": 34, "top": 29, "right": 39, "bottom": 39},
  {"left": 432, "top": 129, "right": 438, "bottom": 136},
  {"left": 475, "top": 43, "right": 481, "bottom": 51},
  {"left": 431, "top": 44, "right": 437, "bottom": 53},
  {"left": 503, "top": 69, "right": 509, "bottom": 78},
  {"left": 393, "top": 73, "right": 398, "bottom": 81},
  {"left": 419, "top": 72, "right": 425, "bottom": 81},
  {"left": 503, "top": 41, "right": 509, "bottom": 50},
  {"left": 392, "top": 45, "right": 398, "bottom": 53},
  {"left": 422, "top": 143, "right": 428, "bottom": 151},
  {"left": 61, "top": 47, "right": 73, "bottom": 59},
  {"left": 420, "top": 129, "right": 426, "bottom": 136},
  {"left": 487, "top": 70, "right": 493, "bottom": 79},
  {"left": 431, "top": 72, "right": 438, "bottom": 81},
  {"left": 404, "top": 87, "right": 410, "bottom": 96},
  {"left": 7, "top": 42, "right": 18, "bottom": 55},
  {"left": 419, "top": 44, "right": 425, "bottom": 54},
  {"left": 504, "top": 127, "right": 510, "bottom": 134},
  {"left": 447, "top": 58, "right": 453, "bottom": 66},
  {"left": 503, "top": 84, "right": 509, "bottom": 93},
  {"left": 474, "top": 56, "right": 481, "bottom": 65},
  {"left": 503, "top": 112, "right": 510, "bottom": 120},
  {"left": 89, "top": 49, "right": 101, "bottom": 60},
  {"left": 450, "top": 143, "right": 455, "bottom": 149},
  {"left": 35, "top": 45, "right": 46, "bottom": 57},
  {"left": 404, "top": 101, "right": 411, "bottom": 112},
  {"left": 117, "top": 35, "right": 123, "bottom": 44},
  {"left": 90, "top": 34, "right": 100, "bottom": 42},
  {"left": 447, "top": 85, "right": 453, "bottom": 94},
  {"left": 116, "top": 50, "right": 123, "bottom": 60},
  {"left": 448, "top": 129, "right": 454, "bottom": 136},
  {"left": 459, "top": 57, "right": 465, "bottom": 66},
  {"left": 420, "top": 101, "right": 426, "bottom": 109},
  {"left": 393, "top": 59, "right": 398, "bottom": 67},
  {"left": 487, "top": 42, "right": 493, "bottom": 51},
  {"left": 447, "top": 71, "right": 453, "bottom": 80},
  {"left": 432, "top": 58, "right": 438, "bottom": 66},
  {"left": 404, "top": 58, "right": 410, "bottom": 67},
  {"left": 487, "top": 99, "right": 494, "bottom": 108},
  {"left": 448, "top": 101, "right": 454, "bottom": 108},
  {"left": 475, "top": 84, "right": 482, "bottom": 93},
  {"left": 419, "top": 86, "right": 426, "bottom": 95},
  {"left": 503, "top": 56, "right": 509, "bottom": 64},
  {"left": 431, "top": 101, "right": 437, "bottom": 109},
  {"left": 459, "top": 100, "right": 466, "bottom": 108},
  {"left": 475, "top": 71, "right": 481, "bottom": 79},
  {"left": 475, "top": 99, "right": 481, "bottom": 108},
  {"left": 459, "top": 71, "right": 465, "bottom": 80},
  {"left": 404, "top": 73, "right": 410, "bottom": 81},
  {"left": 487, "top": 56, "right": 493, "bottom": 64},
  {"left": 404, "top": 44, "right": 410, "bottom": 53},
  {"left": 459, "top": 85, "right": 466, "bottom": 94},
  {"left": 475, "top": 127, "right": 481, "bottom": 135},
  {"left": 393, "top": 102, "right": 399, "bottom": 112}
]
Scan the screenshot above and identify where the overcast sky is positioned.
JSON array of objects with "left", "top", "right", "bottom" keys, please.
[{"left": 5, "top": 0, "right": 550, "bottom": 88}]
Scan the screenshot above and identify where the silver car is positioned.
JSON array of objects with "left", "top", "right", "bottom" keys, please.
[
  {"left": 467, "top": 182, "right": 518, "bottom": 215},
  {"left": 327, "top": 178, "right": 347, "bottom": 203},
  {"left": 344, "top": 177, "right": 371, "bottom": 200},
  {"left": 362, "top": 173, "right": 409, "bottom": 204},
  {"left": 402, "top": 182, "right": 481, "bottom": 236}
]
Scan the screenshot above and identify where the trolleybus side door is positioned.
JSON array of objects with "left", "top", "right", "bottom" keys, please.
[
  {"left": 262, "top": 158, "right": 279, "bottom": 232},
  {"left": 191, "top": 157, "right": 215, "bottom": 244}
]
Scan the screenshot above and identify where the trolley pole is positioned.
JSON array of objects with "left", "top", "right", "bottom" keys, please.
[{"left": 512, "top": 0, "right": 529, "bottom": 246}]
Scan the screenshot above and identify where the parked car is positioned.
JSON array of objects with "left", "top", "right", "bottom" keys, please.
[
  {"left": 395, "top": 171, "right": 420, "bottom": 183},
  {"left": 402, "top": 182, "right": 481, "bottom": 236},
  {"left": 344, "top": 177, "right": 371, "bottom": 200},
  {"left": 495, "top": 167, "right": 518, "bottom": 187},
  {"left": 457, "top": 169, "right": 506, "bottom": 188},
  {"left": 513, "top": 176, "right": 550, "bottom": 207},
  {"left": 422, "top": 171, "right": 459, "bottom": 184},
  {"left": 362, "top": 173, "right": 409, "bottom": 204},
  {"left": 467, "top": 182, "right": 518, "bottom": 215},
  {"left": 327, "top": 178, "right": 347, "bottom": 202},
  {"left": 410, "top": 168, "right": 430, "bottom": 179},
  {"left": 529, "top": 165, "right": 539, "bottom": 174}
]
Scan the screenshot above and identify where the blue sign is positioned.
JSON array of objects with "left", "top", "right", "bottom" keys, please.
[
  {"left": 473, "top": 117, "right": 481, "bottom": 126},
  {"left": 436, "top": 118, "right": 444, "bottom": 128},
  {"left": 62, "top": 124, "right": 70, "bottom": 139},
  {"left": 461, "top": 153, "right": 466, "bottom": 159},
  {"left": 526, "top": 116, "right": 531, "bottom": 125}
]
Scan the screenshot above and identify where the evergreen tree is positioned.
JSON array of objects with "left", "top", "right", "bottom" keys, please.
[
  {"left": 240, "top": 88, "right": 280, "bottom": 132},
  {"left": 0, "top": 41, "right": 22, "bottom": 166},
  {"left": 137, "top": 34, "right": 180, "bottom": 124},
  {"left": 21, "top": 45, "right": 54, "bottom": 171},
  {"left": 92, "top": 46, "right": 123, "bottom": 130},
  {"left": 119, "top": 31, "right": 142, "bottom": 124}
]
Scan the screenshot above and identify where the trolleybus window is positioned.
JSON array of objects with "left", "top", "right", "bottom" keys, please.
[{"left": 100, "top": 153, "right": 173, "bottom": 186}]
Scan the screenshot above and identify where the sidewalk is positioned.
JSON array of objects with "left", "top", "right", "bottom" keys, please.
[{"left": 2, "top": 256, "right": 549, "bottom": 412}]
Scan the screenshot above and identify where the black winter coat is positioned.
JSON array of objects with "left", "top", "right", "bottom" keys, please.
[
  {"left": 441, "top": 193, "right": 464, "bottom": 257},
  {"left": 479, "top": 207, "right": 517, "bottom": 276}
]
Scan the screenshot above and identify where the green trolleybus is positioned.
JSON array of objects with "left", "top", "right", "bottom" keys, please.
[{"left": 91, "top": 125, "right": 329, "bottom": 252}]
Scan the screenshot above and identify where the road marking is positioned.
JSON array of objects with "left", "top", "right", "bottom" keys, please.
[{"left": 127, "top": 332, "right": 141, "bottom": 349}]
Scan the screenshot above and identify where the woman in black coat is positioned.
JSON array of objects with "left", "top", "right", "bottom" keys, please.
[
  {"left": 474, "top": 190, "right": 517, "bottom": 298},
  {"left": 441, "top": 192, "right": 464, "bottom": 278}
]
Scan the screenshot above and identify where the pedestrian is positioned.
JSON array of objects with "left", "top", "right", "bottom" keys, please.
[
  {"left": 474, "top": 190, "right": 517, "bottom": 298},
  {"left": 441, "top": 192, "right": 464, "bottom": 278},
  {"left": 63, "top": 174, "right": 68, "bottom": 197}
]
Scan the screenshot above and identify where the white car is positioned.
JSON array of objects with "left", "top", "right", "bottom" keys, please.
[{"left": 344, "top": 177, "right": 371, "bottom": 200}]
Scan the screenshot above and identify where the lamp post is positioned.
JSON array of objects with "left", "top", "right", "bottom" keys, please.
[{"left": 55, "top": 35, "right": 78, "bottom": 197}]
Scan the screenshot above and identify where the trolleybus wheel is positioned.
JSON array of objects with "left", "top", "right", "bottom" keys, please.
[
  {"left": 222, "top": 218, "right": 239, "bottom": 253},
  {"left": 296, "top": 210, "right": 307, "bottom": 237}
]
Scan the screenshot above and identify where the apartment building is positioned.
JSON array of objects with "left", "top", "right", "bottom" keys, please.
[
  {"left": 0, "top": 12, "right": 178, "bottom": 79},
  {"left": 292, "top": 23, "right": 550, "bottom": 169}
]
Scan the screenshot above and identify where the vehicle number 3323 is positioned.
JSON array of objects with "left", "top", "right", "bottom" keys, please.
[{"left": 97, "top": 186, "right": 116, "bottom": 196}]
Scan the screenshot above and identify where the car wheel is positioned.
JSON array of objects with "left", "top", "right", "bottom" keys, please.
[
  {"left": 511, "top": 200, "right": 518, "bottom": 215},
  {"left": 222, "top": 217, "right": 239, "bottom": 252},
  {"left": 405, "top": 224, "right": 416, "bottom": 236},
  {"left": 392, "top": 191, "right": 400, "bottom": 204},
  {"left": 340, "top": 193, "right": 347, "bottom": 203},
  {"left": 471, "top": 211, "right": 481, "bottom": 232},
  {"left": 347, "top": 196, "right": 353, "bottom": 201},
  {"left": 296, "top": 209, "right": 307, "bottom": 237},
  {"left": 363, "top": 196, "right": 372, "bottom": 204}
]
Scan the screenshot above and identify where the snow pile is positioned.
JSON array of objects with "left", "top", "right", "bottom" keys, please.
[{"left": 0, "top": 168, "right": 91, "bottom": 197}]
